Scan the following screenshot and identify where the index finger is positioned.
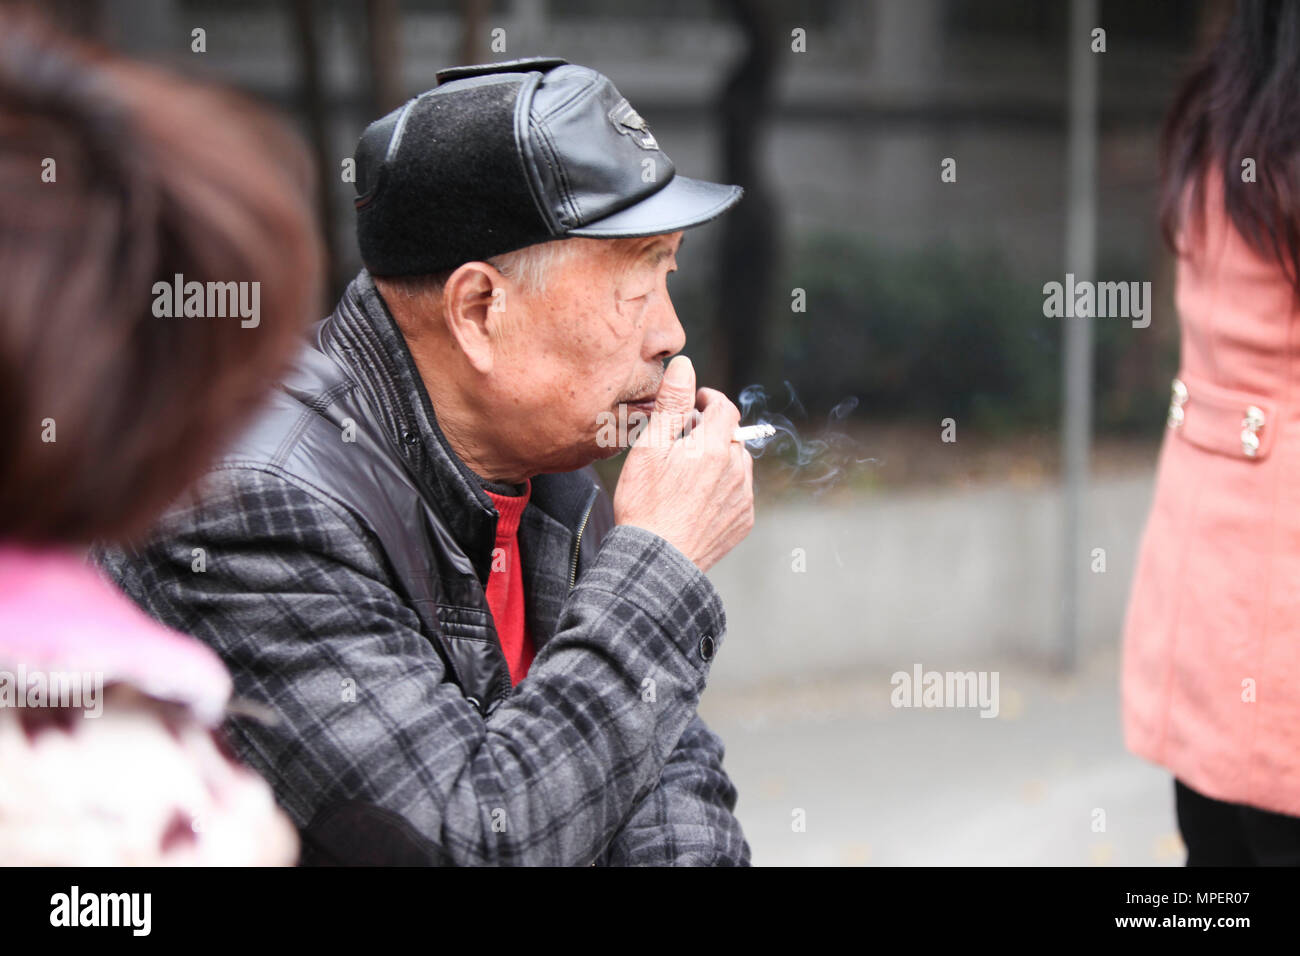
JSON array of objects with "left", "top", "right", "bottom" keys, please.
[{"left": 690, "top": 388, "right": 741, "bottom": 444}]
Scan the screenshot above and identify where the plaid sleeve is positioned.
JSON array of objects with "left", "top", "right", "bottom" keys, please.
[
  {"left": 598, "top": 713, "right": 752, "bottom": 866},
  {"left": 93, "top": 464, "right": 727, "bottom": 867}
]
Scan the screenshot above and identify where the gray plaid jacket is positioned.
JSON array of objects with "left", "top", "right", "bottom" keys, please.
[{"left": 93, "top": 271, "right": 750, "bottom": 866}]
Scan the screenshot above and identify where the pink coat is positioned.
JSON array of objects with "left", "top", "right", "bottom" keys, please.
[
  {"left": 1122, "top": 173, "right": 1300, "bottom": 816},
  {"left": 0, "top": 544, "right": 298, "bottom": 864}
]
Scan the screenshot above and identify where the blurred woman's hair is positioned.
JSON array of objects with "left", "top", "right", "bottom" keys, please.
[
  {"left": 1160, "top": 0, "right": 1300, "bottom": 295},
  {"left": 0, "top": 12, "right": 322, "bottom": 544}
]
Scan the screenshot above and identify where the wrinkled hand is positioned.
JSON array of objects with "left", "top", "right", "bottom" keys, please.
[{"left": 613, "top": 355, "right": 755, "bottom": 573}]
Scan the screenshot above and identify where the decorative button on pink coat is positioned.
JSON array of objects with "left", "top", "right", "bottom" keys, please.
[{"left": 1123, "top": 173, "right": 1300, "bottom": 817}]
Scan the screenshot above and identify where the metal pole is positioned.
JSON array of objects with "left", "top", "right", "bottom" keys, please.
[{"left": 1061, "top": 0, "right": 1098, "bottom": 672}]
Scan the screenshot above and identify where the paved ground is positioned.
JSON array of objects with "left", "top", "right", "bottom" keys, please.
[{"left": 698, "top": 645, "right": 1185, "bottom": 866}]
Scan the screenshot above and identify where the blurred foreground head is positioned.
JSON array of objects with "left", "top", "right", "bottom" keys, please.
[{"left": 0, "top": 11, "right": 323, "bottom": 545}]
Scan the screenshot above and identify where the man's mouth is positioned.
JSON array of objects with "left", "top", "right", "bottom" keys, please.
[
  {"left": 623, "top": 397, "right": 655, "bottom": 415},
  {"left": 621, "top": 389, "right": 658, "bottom": 414}
]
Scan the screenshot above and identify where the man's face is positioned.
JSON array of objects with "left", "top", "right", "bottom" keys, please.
[{"left": 489, "top": 231, "right": 687, "bottom": 474}]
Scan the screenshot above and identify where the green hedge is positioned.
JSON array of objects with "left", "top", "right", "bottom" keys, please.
[{"left": 769, "top": 232, "right": 1176, "bottom": 435}]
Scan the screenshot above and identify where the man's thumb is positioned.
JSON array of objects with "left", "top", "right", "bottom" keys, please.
[{"left": 654, "top": 355, "right": 695, "bottom": 418}]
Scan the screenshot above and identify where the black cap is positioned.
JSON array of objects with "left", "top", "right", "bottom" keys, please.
[{"left": 353, "top": 57, "right": 743, "bottom": 277}]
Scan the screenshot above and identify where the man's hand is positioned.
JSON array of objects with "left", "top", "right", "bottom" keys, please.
[{"left": 613, "top": 355, "right": 754, "bottom": 573}]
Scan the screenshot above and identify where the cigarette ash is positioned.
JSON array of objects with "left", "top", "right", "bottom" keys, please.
[{"left": 738, "top": 382, "right": 880, "bottom": 497}]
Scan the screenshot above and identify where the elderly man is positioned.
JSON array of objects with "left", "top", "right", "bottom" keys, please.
[{"left": 95, "top": 58, "right": 755, "bottom": 865}]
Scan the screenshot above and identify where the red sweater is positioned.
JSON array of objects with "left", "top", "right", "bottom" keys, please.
[{"left": 482, "top": 479, "right": 534, "bottom": 686}]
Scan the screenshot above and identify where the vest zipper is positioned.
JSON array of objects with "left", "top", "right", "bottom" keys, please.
[{"left": 568, "top": 485, "right": 599, "bottom": 591}]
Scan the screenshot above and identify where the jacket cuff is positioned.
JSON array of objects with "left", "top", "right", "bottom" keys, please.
[{"left": 578, "top": 524, "right": 727, "bottom": 678}]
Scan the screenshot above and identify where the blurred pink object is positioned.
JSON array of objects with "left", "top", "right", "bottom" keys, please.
[
  {"left": 0, "top": 545, "right": 298, "bottom": 865},
  {"left": 1123, "top": 172, "right": 1300, "bottom": 817},
  {"left": 0, "top": 545, "right": 230, "bottom": 722}
]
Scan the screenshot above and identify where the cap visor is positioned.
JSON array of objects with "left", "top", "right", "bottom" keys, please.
[{"left": 567, "top": 175, "right": 743, "bottom": 238}]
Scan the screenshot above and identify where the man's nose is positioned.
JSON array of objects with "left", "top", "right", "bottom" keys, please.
[{"left": 645, "top": 291, "right": 686, "bottom": 361}]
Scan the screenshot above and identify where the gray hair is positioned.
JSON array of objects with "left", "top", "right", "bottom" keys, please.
[{"left": 487, "top": 238, "right": 578, "bottom": 295}]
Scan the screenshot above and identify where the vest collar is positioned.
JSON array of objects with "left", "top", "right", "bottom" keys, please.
[{"left": 319, "top": 270, "right": 596, "bottom": 579}]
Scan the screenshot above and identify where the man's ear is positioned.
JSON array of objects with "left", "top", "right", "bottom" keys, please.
[{"left": 442, "top": 262, "right": 502, "bottom": 373}]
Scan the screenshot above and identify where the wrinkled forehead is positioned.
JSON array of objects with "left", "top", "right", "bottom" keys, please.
[
  {"left": 518, "top": 233, "right": 684, "bottom": 306},
  {"left": 600, "top": 232, "right": 685, "bottom": 269}
]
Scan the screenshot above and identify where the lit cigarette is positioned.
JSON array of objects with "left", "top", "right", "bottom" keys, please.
[{"left": 733, "top": 423, "right": 775, "bottom": 443}]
